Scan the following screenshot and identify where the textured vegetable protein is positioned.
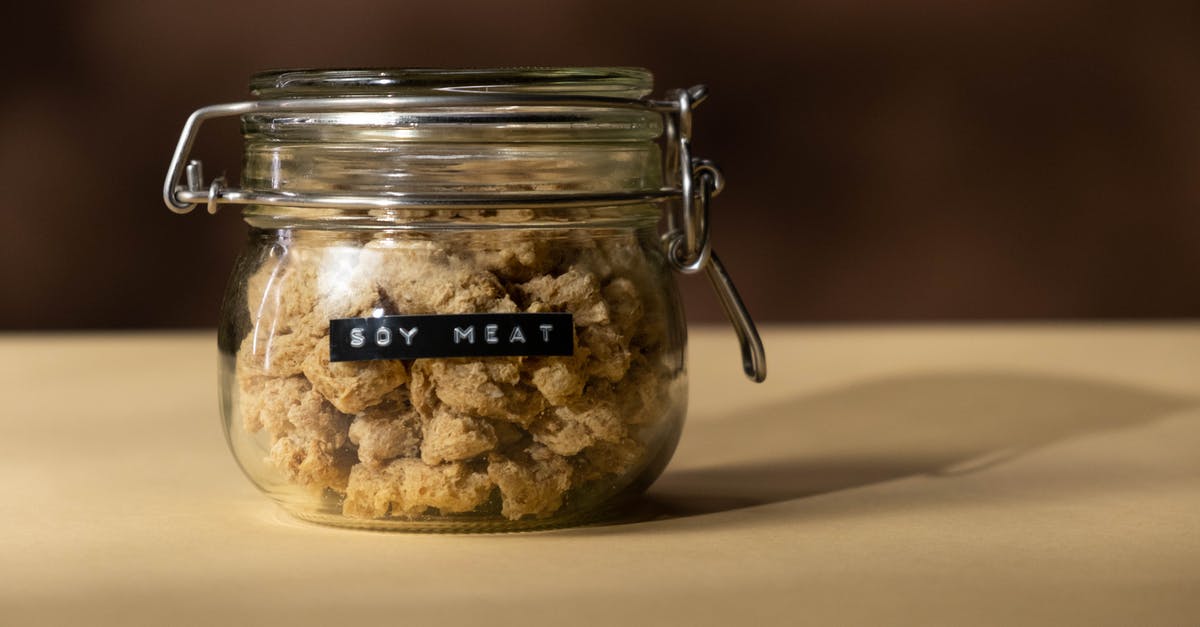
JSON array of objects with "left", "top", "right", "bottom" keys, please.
[{"left": 233, "top": 228, "right": 681, "bottom": 523}]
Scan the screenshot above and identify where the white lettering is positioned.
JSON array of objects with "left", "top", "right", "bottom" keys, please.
[
  {"left": 349, "top": 327, "right": 366, "bottom": 348},
  {"left": 375, "top": 327, "right": 392, "bottom": 347},
  {"left": 485, "top": 324, "right": 499, "bottom": 344},
  {"left": 396, "top": 326, "right": 418, "bottom": 346},
  {"left": 453, "top": 326, "right": 475, "bottom": 344},
  {"left": 509, "top": 326, "right": 526, "bottom": 343},
  {"left": 540, "top": 324, "right": 554, "bottom": 342}
]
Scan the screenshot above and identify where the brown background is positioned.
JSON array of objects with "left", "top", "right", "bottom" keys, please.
[{"left": 3, "top": 0, "right": 1199, "bottom": 329}]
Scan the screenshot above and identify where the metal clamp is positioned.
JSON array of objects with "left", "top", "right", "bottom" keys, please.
[{"left": 658, "top": 86, "right": 766, "bottom": 382}]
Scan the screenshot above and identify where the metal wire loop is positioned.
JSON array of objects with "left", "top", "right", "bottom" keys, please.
[
  {"left": 207, "top": 177, "right": 225, "bottom": 215},
  {"left": 668, "top": 165, "right": 719, "bottom": 274},
  {"left": 693, "top": 159, "right": 724, "bottom": 197}
]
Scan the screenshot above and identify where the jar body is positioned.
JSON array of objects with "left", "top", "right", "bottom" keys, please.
[{"left": 217, "top": 212, "right": 687, "bottom": 531}]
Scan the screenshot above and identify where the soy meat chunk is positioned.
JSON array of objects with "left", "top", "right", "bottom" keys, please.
[
  {"left": 517, "top": 268, "right": 610, "bottom": 326},
  {"left": 569, "top": 232, "right": 653, "bottom": 282},
  {"left": 348, "top": 394, "right": 423, "bottom": 466},
  {"left": 342, "top": 459, "right": 494, "bottom": 518},
  {"left": 411, "top": 359, "right": 544, "bottom": 426},
  {"left": 598, "top": 233, "right": 654, "bottom": 279},
  {"left": 239, "top": 374, "right": 351, "bottom": 447},
  {"left": 292, "top": 244, "right": 380, "bottom": 323},
  {"left": 594, "top": 235, "right": 671, "bottom": 350},
  {"left": 602, "top": 277, "right": 644, "bottom": 336},
  {"left": 365, "top": 240, "right": 518, "bottom": 314},
  {"left": 245, "top": 243, "right": 369, "bottom": 323},
  {"left": 237, "top": 372, "right": 308, "bottom": 435},
  {"left": 348, "top": 412, "right": 422, "bottom": 466},
  {"left": 302, "top": 344, "right": 409, "bottom": 414},
  {"left": 519, "top": 268, "right": 632, "bottom": 381},
  {"left": 579, "top": 324, "right": 632, "bottom": 381},
  {"left": 242, "top": 243, "right": 379, "bottom": 377},
  {"left": 568, "top": 238, "right": 619, "bottom": 281},
  {"left": 487, "top": 445, "right": 573, "bottom": 520},
  {"left": 578, "top": 353, "right": 679, "bottom": 430},
  {"left": 574, "top": 438, "right": 646, "bottom": 484},
  {"left": 240, "top": 373, "right": 355, "bottom": 492},
  {"left": 615, "top": 357, "right": 671, "bottom": 425},
  {"left": 450, "top": 208, "right": 537, "bottom": 223},
  {"left": 492, "top": 421, "right": 530, "bottom": 451},
  {"left": 465, "top": 234, "right": 561, "bottom": 282},
  {"left": 269, "top": 433, "right": 356, "bottom": 493},
  {"left": 527, "top": 353, "right": 589, "bottom": 407},
  {"left": 237, "top": 326, "right": 318, "bottom": 380},
  {"left": 531, "top": 397, "right": 626, "bottom": 456},
  {"left": 285, "top": 388, "right": 353, "bottom": 450},
  {"left": 420, "top": 406, "right": 499, "bottom": 465}
]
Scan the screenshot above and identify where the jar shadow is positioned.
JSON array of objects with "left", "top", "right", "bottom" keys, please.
[{"left": 592, "top": 371, "right": 1194, "bottom": 528}]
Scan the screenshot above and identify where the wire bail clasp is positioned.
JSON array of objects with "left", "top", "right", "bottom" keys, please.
[{"left": 661, "top": 85, "right": 767, "bottom": 382}]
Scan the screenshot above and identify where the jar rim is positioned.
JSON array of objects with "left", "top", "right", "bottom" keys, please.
[{"left": 249, "top": 67, "right": 655, "bottom": 99}]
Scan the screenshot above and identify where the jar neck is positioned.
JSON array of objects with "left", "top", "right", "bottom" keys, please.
[{"left": 240, "top": 202, "right": 667, "bottom": 231}]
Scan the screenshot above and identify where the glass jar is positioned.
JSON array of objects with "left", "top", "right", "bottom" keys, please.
[{"left": 163, "top": 68, "right": 765, "bottom": 532}]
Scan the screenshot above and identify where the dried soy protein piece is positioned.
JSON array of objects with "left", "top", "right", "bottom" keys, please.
[
  {"left": 531, "top": 398, "right": 626, "bottom": 456},
  {"left": 597, "top": 233, "right": 655, "bottom": 279},
  {"left": 411, "top": 359, "right": 544, "bottom": 426},
  {"left": 602, "top": 277, "right": 644, "bottom": 336},
  {"left": 237, "top": 327, "right": 319, "bottom": 380},
  {"left": 589, "top": 234, "right": 671, "bottom": 351},
  {"left": 240, "top": 374, "right": 350, "bottom": 446},
  {"left": 242, "top": 244, "right": 380, "bottom": 377},
  {"left": 492, "top": 420, "right": 530, "bottom": 451},
  {"left": 364, "top": 239, "right": 519, "bottom": 315},
  {"left": 237, "top": 370, "right": 356, "bottom": 492},
  {"left": 302, "top": 342, "right": 409, "bottom": 414},
  {"left": 348, "top": 400, "right": 423, "bottom": 466},
  {"left": 487, "top": 445, "right": 573, "bottom": 520},
  {"left": 527, "top": 353, "right": 590, "bottom": 407},
  {"left": 517, "top": 268, "right": 610, "bottom": 326},
  {"left": 269, "top": 432, "right": 357, "bottom": 493},
  {"left": 420, "top": 406, "right": 500, "bottom": 465},
  {"left": 292, "top": 244, "right": 381, "bottom": 326},
  {"left": 517, "top": 267, "right": 636, "bottom": 382},
  {"left": 579, "top": 325, "right": 633, "bottom": 381},
  {"left": 614, "top": 356, "right": 671, "bottom": 425},
  {"left": 237, "top": 373, "right": 302, "bottom": 434},
  {"left": 464, "top": 233, "right": 562, "bottom": 282},
  {"left": 342, "top": 459, "right": 494, "bottom": 518},
  {"left": 284, "top": 389, "right": 353, "bottom": 450},
  {"left": 574, "top": 438, "right": 646, "bottom": 485},
  {"left": 567, "top": 231, "right": 655, "bottom": 286},
  {"left": 449, "top": 208, "right": 537, "bottom": 223}
]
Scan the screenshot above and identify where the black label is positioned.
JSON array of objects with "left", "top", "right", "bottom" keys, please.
[{"left": 329, "top": 313, "right": 574, "bottom": 362}]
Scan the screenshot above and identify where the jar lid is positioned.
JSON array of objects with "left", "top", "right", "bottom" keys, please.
[
  {"left": 237, "top": 68, "right": 667, "bottom": 202},
  {"left": 249, "top": 67, "right": 655, "bottom": 99},
  {"left": 167, "top": 67, "right": 709, "bottom": 213}
]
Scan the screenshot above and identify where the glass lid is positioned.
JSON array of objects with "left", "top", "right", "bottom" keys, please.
[{"left": 249, "top": 67, "right": 655, "bottom": 99}]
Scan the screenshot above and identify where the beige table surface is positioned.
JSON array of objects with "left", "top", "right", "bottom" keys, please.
[{"left": 1, "top": 325, "right": 1198, "bottom": 626}]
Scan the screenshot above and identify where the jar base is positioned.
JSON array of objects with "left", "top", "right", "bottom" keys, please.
[{"left": 282, "top": 500, "right": 636, "bottom": 534}]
